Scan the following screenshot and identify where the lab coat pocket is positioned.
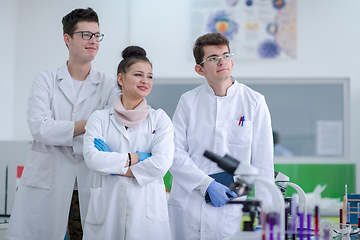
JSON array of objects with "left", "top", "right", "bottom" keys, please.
[
  {"left": 21, "top": 151, "right": 53, "bottom": 190},
  {"left": 146, "top": 183, "right": 169, "bottom": 221},
  {"left": 86, "top": 187, "right": 106, "bottom": 225},
  {"left": 219, "top": 203, "right": 243, "bottom": 235},
  {"left": 228, "top": 120, "right": 252, "bottom": 146}
]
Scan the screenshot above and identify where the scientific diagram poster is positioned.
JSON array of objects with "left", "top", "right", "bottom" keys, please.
[{"left": 191, "top": 0, "right": 297, "bottom": 60}]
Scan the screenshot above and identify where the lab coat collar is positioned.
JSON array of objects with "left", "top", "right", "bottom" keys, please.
[
  {"left": 57, "top": 62, "right": 99, "bottom": 106},
  {"left": 56, "top": 62, "right": 100, "bottom": 83},
  {"left": 109, "top": 107, "right": 129, "bottom": 139},
  {"left": 205, "top": 76, "right": 238, "bottom": 98},
  {"left": 226, "top": 76, "right": 238, "bottom": 96}
]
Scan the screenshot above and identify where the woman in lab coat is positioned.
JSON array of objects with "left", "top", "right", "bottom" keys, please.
[{"left": 82, "top": 46, "right": 174, "bottom": 240}]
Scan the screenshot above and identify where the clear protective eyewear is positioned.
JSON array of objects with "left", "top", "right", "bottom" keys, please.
[
  {"left": 199, "top": 53, "right": 234, "bottom": 65},
  {"left": 68, "top": 31, "right": 104, "bottom": 42}
]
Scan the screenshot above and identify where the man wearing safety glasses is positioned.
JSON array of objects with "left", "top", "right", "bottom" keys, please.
[
  {"left": 6, "top": 8, "right": 119, "bottom": 240},
  {"left": 168, "top": 33, "right": 274, "bottom": 240}
]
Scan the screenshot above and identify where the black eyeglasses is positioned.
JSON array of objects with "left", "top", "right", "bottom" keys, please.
[{"left": 68, "top": 31, "right": 104, "bottom": 42}]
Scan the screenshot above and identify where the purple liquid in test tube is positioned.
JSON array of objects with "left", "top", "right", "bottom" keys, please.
[
  {"left": 299, "top": 213, "right": 304, "bottom": 240},
  {"left": 269, "top": 216, "right": 274, "bottom": 240},
  {"left": 291, "top": 195, "right": 297, "bottom": 240},
  {"left": 358, "top": 203, "right": 360, "bottom": 228},
  {"left": 307, "top": 213, "right": 311, "bottom": 240}
]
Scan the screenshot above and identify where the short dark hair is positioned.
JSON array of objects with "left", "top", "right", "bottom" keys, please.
[
  {"left": 193, "top": 33, "right": 230, "bottom": 65},
  {"left": 273, "top": 131, "right": 279, "bottom": 144},
  {"left": 117, "top": 46, "right": 152, "bottom": 89},
  {"left": 62, "top": 7, "right": 99, "bottom": 35}
]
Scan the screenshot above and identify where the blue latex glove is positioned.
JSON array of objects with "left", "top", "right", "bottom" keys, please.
[
  {"left": 94, "top": 138, "right": 110, "bottom": 152},
  {"left": 206, "top": 180, "right": 237, "bottom": 207},
  {"left": 136, "top": 151, "right": 151, "bottom": 162}
]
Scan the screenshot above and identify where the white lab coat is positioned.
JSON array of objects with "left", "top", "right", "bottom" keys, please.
[
  {"left": 168, "top": 77, "right": 274, "bottom": 240},
  {"left": 82, "top": 107, "right": 174, "bottom": 240},
  {"left": 6, "top": 63, "right": 119, "bottom": 240}
]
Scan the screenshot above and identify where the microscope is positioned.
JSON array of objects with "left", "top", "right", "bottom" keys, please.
[
  {"left": 274, "top": 171, "right": 309, "bottom": 239},
  {"left": 274, "top": 170, "right": 307, "bottom": 216},
  {"left": 203, "top": 151, "right": 285, "bottom": 240}
]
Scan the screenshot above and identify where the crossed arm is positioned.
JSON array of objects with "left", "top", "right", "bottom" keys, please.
[{"left": 93, "top": 138, "right": 150, "bottom": 177}]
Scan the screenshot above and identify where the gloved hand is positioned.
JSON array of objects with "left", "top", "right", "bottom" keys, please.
[
  {"left": 206, "top": 180, "right": 237, "bottom": 207},
  {"left": 136, "top": 151, "right": 151, "bottom": 162},
  {"left": 94, "top": 138, "right": 110, "bottom": 152}
]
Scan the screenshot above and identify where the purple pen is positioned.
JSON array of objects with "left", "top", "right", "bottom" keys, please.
[{"left": 152, "top": 130, "right": 156, "bottom": 134}]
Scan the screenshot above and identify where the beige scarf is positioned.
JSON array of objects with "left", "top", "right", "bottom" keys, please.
[{"left": 113, "top": 96, "right": 151, "bottom": 128}]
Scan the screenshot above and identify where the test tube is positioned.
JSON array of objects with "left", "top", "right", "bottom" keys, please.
[
  {"left": 314, "top": 206, "right": 319, "bottom": 240},
  {"left": 307, "top": 213, "right": 311, "bottom": 240},
  {"left": 340, "top": 208, "right": 343, "bottom": 229},
  {"left": 343, "top": 187, "right": 347, "bottom": 224},
  {"left": 277, "top": 213, "right": 281, "bottom": 240},
  {"left": 299, "top": 213, "right": 304, "bottom": 240},
  {"left": 347, "top": 202, "right": 350, "bottom": 224},
  {"left": 291, "top": 195, "right": 298, "bottom": 240},
  {"left": 358, "top": 203, "right": 360, "bottom": 229},
  {"left": 269, "top": 216, "right": 274, "bottom": 240},
  {"left": 262, "top": 206, "right": 266, "bottom": 240},
  {"left": 285, "top": 207, "right": 288, "bottom": 240}
]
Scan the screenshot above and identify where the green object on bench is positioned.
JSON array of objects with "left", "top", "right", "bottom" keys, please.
[
  {"left": 164, "top": 164, "right": 356, "bottom": 200},
  {"left": 274, "top": 164, "right": 355, "bottom": 198}
]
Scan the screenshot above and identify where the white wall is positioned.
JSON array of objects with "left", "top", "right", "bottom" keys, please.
[
  {"left": 129, "top": 0, "right": 360, "bottom": 193},
  {"left": 2, "top": 0, "right": 360, "bottom": 190},
  {"left": 0, "top": 0, "right": 18, "bottom": 140},
  {"left": 11, "top": 0, "right": 129, "bottom": 140}
]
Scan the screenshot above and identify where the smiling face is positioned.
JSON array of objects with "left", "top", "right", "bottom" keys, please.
[
  {"left": 195, "top": 45, "right": 234, "bottom": 84},
  {"left": 64, "top": 21, "right": 100, "bottom": 64},
  {"left": 117, "top": 61, "right": 153, "bottom": 102}
]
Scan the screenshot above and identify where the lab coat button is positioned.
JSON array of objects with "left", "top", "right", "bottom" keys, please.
[
  {"left": 73, "top": 108, "right": 77, "bottom": 113},
  {"left": 126, "top": 211, "right": 129, "bottom": 215},
  {"left": 74, "top": 159, "right": 79, "bottom": 164}
]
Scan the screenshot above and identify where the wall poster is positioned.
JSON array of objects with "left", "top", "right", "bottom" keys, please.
[{"left": 191, "top": 0, "right": 297, "bottom": 60}]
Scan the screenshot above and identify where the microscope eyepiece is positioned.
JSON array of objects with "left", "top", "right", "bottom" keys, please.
[{"left": 203, "top": 151, "right": 239, "bottom": 175}]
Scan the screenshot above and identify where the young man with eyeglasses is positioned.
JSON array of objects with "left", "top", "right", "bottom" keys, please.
[
  {"left": 6, "top": 8, "right": 119, "bottom": 240},
  {"left": 168, "top": 33, "right": 274, "bottom": 240}
]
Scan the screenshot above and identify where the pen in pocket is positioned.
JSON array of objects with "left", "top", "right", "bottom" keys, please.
[{"left": 238, "top": 116, "right": 245, "bottom": 126}]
